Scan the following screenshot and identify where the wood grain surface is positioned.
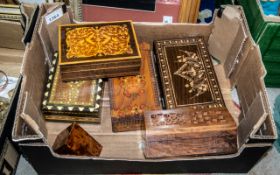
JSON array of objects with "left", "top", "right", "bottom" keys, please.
[
  {"left": 60, "top": 59, "right": 141, "bottom": 73},
  {"left": 42, "top": 53, "right": 104, "bottom": 123},
  {"left": 154, "top": 37, "right": 225, "bottom": 109},
  {"left": 178, "top": 0, "right": 201, "bottom": 23},
  {"left": 144, "top": 107, "right": 237, "bottom": 158},
  {"left": 59, "top": 21, "right": 140, "bottom": 64},
  {"left": 53, "top": 123, "right": 102, "bottom": 156},
  {"left": 58, "top": 21, "right": 141, "bottom": 80},
  {"left": 109, "top": 42, "right": 161, "bottom": 132},
  {"left": 61, "top": 65, "right": 140, "bottom": 81}
]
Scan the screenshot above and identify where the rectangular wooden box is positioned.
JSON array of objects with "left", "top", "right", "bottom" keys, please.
[
  {"left": 154, "top": 37, "right": 225, "bottom": 109},
  {"left": 144, "top": 107, "right": 237, "bottom": 158},
  {"left": 109, "top": 42, "right": 161, "bottom": 132},
  {"left": 58, "top": 21, "right": 141, "bottom": 81},
  {"left": 42, "top": 53, "right": 104, "bottom": 123}
]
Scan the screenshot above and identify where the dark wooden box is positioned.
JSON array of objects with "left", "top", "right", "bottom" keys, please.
[{"left": 153, "top": 37, "right": 224, "bottom": 109}]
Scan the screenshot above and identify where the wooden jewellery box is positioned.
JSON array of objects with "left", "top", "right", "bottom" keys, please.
[{"left": 58, "top": 21, "right": 142, "bottom": 81}]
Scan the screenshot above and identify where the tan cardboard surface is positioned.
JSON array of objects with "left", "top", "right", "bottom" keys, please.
[
  {"left": 0, "top": 48, "right": 24, "bottom": 77},
  {"left": 0, "top": 20, "right": 24, "bottom": 50},
  {"left": 0, "top": 18, "right": 25, "bottom": 76},
  {"left": 38, "top": 7, "right": 71, "bottom": 63}
]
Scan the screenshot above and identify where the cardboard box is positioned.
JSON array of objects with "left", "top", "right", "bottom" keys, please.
[
  {"left": 0, "top": 16, "right": 24, "bottom": 175},
  {"left": 12, "top": 4, "right": 277, "bottom": 174},
  {"left": 0, "top": 3, "right": 38, "bottom": 174}
]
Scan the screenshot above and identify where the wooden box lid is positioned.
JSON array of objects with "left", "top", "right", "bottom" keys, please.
[
  {"left": 144, "top": 107, "right": 237, "bottom": 142},
  {"left": 143, "top": 107, "right": 238, "bottom": 158},
  {"left": 109, "top": 42, "right": 161, "bottom": 132},
  {"left": 58, "top": 21, "right": 141, "bottom": 66},
  {"left": 42, "top": 53, "right": 104, "bottom": 123},
  {"left": 154, "top": 37, "right": 224, "bottom": 109}
]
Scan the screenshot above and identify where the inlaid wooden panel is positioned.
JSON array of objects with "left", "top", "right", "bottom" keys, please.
[
  {"left": 154, "top": 37, "right": 225, "bottom": 109},
  {"left": 109, "top": 42, "right": 161, "bottom": 132},
  {"left": 42, "top": 53, "right": 104, "bottom": 123},
  {"left": 58, "top": 21, "right": 142, "bottom": 80},
  {"left": 59, "top": 21, "right": 141, "bottom": 65}
]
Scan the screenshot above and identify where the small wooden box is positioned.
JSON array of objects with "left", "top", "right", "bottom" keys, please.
[
  {"left": 52, "top": 123, "right": 102, "bottom": 156},
  {"left": 58, "top": 21, "right": 141, "bottom": 81},
  {"left": 154, "top": 37, "right": 225, "bottom": 109},
  {"left": 144, "top": 107, "right": 237, "bottom": 158},
  {"left": 42, "top": 53, "right": 104, "bottom": 123},
  {"left": 109, "top": 43, "right": 161, "bottom": 132}
]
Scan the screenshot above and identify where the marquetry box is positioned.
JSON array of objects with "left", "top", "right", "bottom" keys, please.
[
  {"left": 143, "top": 107, "right": 237, "bottom": 158},
  {"left": 153, "top": 37, "right": 225, "bottom": 110},
  {"left": 58, "top": 21, "right": 141, "bottom": 81},
  {"left": 109, "top": 42, "right": 161, "bottom": 132},
  {"left": 42, "top": 53, "right": 104, "bottom": 123}
]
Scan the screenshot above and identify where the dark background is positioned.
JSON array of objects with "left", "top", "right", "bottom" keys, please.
[{"left": 82, "top": 0, "right": 156, "bottom": 11}]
